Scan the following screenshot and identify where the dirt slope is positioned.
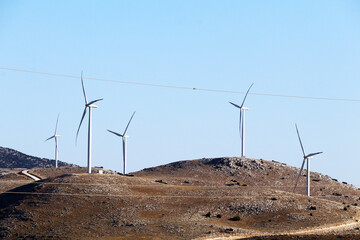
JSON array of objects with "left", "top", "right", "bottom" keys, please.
[{"left": 0, "top": 157, "right": 359, "bottom": 239}]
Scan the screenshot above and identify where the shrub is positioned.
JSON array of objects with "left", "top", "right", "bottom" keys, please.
[
  {"left": 225, "top": 183, "right": 235, "bottom": 186},
  {"left": 216, "top": 214, "right": 222, "bottom": 218},
  {"left": 205, "top": 212, "right": 211, "bottom": 218},
  {"left": 229, "top": 216, "right": 241, "bottom": 221},
  {"left": 155, "top": 179, "right": 167, "bottom": 184}
]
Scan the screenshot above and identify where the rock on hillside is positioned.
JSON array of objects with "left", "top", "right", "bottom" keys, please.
[{"left": 0, "top": 146, "right": 77, "bottom": 169}]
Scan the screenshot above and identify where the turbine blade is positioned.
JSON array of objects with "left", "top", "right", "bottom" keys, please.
[
  {"left": 306, "top": 152, "right": 323, "bottom": 158},
  {"left": 76, "top": 107, "right": 87, "bottom": 144},
  {"left": 81, "top": 71, "right": 88, "bottom": 105},
  {"left": 123, "top": 111, "right": 136, "bottom": 135},
  {"left": 240, "top": 83, "right": 254, "bottom": 108},
  {"left": 45, "top": 135, "right": 55, "bottom": 142},
  {"left": 54, "top": 113, "right": 60, "bottom": 135},
  {"left": 295, "top": 124, "right": 306, "bottom": 157},
  {"left": 107, "top": 129, "right": 123, "bottom": 137},
  {"left": 293, "top": 158, "right": 306, "bottom": 192},
  {"left": 87, "top": 98, "right": 104, "bottom": 106},
  {"left": 229, "top": 101, "right": 241, "bottom": 109}
]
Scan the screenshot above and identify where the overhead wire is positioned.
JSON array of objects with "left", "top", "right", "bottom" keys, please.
[
  {"left": 1, "top": 67, "right": 360, "bottom": 102},
  {"left": 1, "top": 67, "right": 360, "bottom": 187}
]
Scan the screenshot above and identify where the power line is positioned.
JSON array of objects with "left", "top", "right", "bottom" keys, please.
[{"left": 1, "top": 67, "right": 360, "bottom": 102}]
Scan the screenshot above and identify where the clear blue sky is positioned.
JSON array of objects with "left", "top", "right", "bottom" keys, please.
[{"left": 1, "top": 1, "right": 360, "bottom": 185}]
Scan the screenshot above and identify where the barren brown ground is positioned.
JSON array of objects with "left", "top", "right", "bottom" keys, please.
[{"left": 0, "top": 157, "right": 359, "bottom": 239}]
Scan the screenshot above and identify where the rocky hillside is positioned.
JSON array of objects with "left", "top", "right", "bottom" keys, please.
[
  {"left": 137, "top": 157, "right": 360, "bottom": 204},
  {"left": 0, "top": 146, "right": 77, "bottom": 169},
  {"left": 0, "top": 157, "right": 359, "bottom": 239}
]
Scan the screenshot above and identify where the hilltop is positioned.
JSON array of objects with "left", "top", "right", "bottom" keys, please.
[
  {"left": 0, "top": 146, "right": 77, "bottom": 169},
  {"left": 137, "top": 157, "right": 360, "bottom": 205},
  {"left": 0, "top": 157, "right": 359, "bottom": 239}
]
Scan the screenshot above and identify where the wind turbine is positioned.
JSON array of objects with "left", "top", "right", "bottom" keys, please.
[
  {"left": 45, "top": 113, "right": 60, "bottom": 168},
  {"left": 293, "top": 124, "right": 323, "bottom": 196},
  {"left": 107, "top": 111, "right": 136, "bottom": 175},
  {"left": 229, "top": 83, "right": 254, "bottom": 157},
  {"left": 76, "top": 72, "right": 103, "bottom": 174}
]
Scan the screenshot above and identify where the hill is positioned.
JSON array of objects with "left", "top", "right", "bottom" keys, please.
[
  {"left": 0, "top": 146, "right": 77, "bottom": 169},
  {"left": 0, "top": 157, "right": 359, "bottom": 239},
  {"left": 136, "top": 157, "right": 360, "bottom": 206}
]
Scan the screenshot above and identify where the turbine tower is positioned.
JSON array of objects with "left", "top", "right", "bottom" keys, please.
[
  {"left": 45, "top": 113, "right": 60, "bottom": 168},
  {"left": 107, "top": 111, "right": 136, "bottom": 175},
  {"left": 293, "top": 124, "right": 323, "bottom": 196},
  {"left": 229, "top": 83, "right": 254, "bottom": 157},
  {"left": 76, "top": 72, "right": 103, "bottom": 174}
]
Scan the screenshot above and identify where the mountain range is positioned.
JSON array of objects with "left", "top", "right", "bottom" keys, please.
[{"left": 0, "top": 146, "right": 77, "bottom": 169}]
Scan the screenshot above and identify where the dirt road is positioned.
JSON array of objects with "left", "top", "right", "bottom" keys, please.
[{"left": 20, "top": 170, "right": 41, "bottom": 181}]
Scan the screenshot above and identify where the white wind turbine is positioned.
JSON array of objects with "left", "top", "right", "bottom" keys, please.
[
  {"left": 229, "top": 83, "right": 254, "bottom": 157},
  {"left": 293, "top": 124, "right": 323, "bottom": 196},
  {"left": 45, "top": 113, "right": 60, "bottom": 168},
  {"left": 107, "top": 111, "right": 136, "bottom": 175},
  {"left": 76, "top": 72, "right": 103, "bottom": 174}
]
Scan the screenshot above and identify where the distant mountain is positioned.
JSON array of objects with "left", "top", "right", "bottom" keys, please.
[{"left": 0, "top": 146, "right": 77, "bottom": 169}]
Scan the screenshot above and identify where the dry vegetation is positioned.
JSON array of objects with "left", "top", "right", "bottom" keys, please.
[{"left": 0, "top": 157, "right": 359, "bottom": 239}]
